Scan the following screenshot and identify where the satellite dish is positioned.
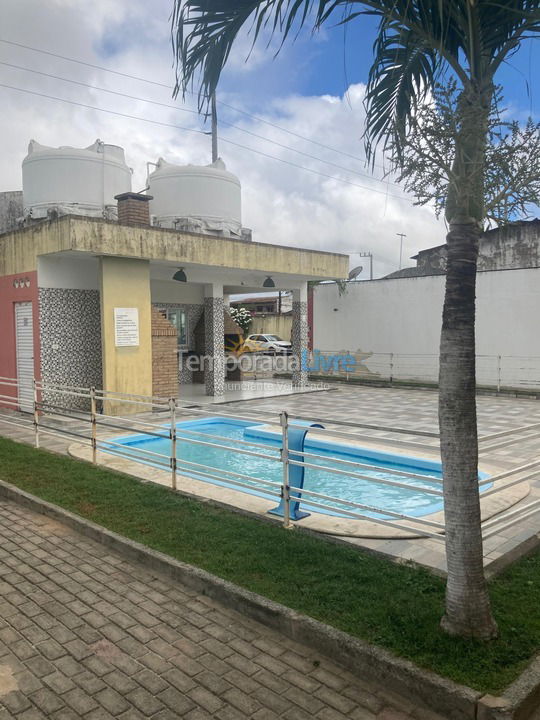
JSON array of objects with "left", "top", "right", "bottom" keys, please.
[{"left": 348, "top": 265, "right": 363, "bottom": 280}]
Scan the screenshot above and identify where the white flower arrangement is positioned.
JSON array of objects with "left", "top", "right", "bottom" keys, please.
[{"left": 230, "top": 306, "right": 253, "bottom": 333}]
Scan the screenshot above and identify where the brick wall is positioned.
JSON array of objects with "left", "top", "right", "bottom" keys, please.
[
  {"left": 151, "top": 307, "right": 178, "bottom": 399},
  {"left": 115, "top": 192, "right": 152, "bottom": 226}
]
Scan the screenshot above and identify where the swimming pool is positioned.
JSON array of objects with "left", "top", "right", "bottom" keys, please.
[{"left": 105, "top": 416, "right": 475, "bottom": 520}]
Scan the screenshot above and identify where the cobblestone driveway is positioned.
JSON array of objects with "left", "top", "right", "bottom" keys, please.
[{"left": 0, "top": 501, "right": 433, "bottom": 720}]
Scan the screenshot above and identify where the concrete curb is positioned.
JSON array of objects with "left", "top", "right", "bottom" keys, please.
[{"left": 0, "top": 479, "right": 538, "bottom": 720}]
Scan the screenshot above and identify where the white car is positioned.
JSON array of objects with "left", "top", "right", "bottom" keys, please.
[{"left": 246, "top": 334, "right": 292, "bottom": 354}]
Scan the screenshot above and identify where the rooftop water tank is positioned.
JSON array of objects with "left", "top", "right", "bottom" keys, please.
[
  {"left": 22, "top": 139, "right": 132, "bottom": 220},
  {"left": 148, "top": 158, "right": 242, "bottom": 237}
]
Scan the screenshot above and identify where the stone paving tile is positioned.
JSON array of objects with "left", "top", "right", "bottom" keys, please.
[{"left": 0, "top": 500, "right": 444, "bottom": 719}]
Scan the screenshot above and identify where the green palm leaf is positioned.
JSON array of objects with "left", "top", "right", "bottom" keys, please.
[
  {"left": 364, "top": 19, "right": 440, "bottom": 163},
  {"left": 173, "top": 0, "right": 540, "bottom": 152}
]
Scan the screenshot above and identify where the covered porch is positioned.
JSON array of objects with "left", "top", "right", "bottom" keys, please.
[{"left": 26, "top": 216, "right": 348, "bottom": 412}]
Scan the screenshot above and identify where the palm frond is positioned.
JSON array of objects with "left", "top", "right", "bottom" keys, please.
[
  {"left": 172, "top": 0, "right": 334, "bottom": 106},
  {"left": 172, "top": 0, "right": 540, "bottom": 160},
  {"left": 364, "top": 18, "right": 441, "bottom": 165}
]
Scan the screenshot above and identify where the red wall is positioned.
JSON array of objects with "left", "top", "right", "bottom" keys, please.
[{"left": 0, "top": 271, "right": 40, "bottom": 405}]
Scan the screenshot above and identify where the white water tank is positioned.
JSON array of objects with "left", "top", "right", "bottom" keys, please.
[
  {"left": 22, "top": 139, "right": 132, "bottom": 220},
  {"left": 148, "top": 158, "right": 242, "bottom": 237}
]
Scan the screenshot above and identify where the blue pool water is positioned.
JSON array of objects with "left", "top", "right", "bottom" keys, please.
[{"left": 105, "top": 417, "right": 478, "bottom": 520}]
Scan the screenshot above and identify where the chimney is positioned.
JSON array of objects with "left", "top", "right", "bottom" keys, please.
[{"left": 115, "top": 192, "right": 153, "bottom": 226}]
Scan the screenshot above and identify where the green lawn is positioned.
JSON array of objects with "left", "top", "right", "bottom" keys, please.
[{"left": 0, "top": 435, "right": 539, "bottom": 693}]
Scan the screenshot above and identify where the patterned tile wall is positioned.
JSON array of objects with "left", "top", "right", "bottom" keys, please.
[
  {"left": 39, "top": 288, "right": 102, "bottom": 410},
  {"left": 292, "top": 300, "right": 308, "bottom": 386},
  {"left": 204, "top": 296, "right": 225, "bottom": 396}
]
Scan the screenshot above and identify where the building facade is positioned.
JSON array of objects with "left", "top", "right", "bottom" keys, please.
[
  {"left": 0, "top": 140, "right": 348, "bottom": 413},
  {"left": 0, "top": 212, "right": 346, "bottom": 413}
]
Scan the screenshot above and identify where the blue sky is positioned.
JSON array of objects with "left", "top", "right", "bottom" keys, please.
[
  {"left": 1, "top": 0, "right": 538, "bottom": 277},
  {"left": 211, "top": 10, "right": 538, "bottom": 121},
  {"left": 93, "top": 2, "right": 539, "bottom": 120}
]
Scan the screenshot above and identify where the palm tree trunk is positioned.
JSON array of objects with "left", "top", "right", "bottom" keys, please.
[
  {"left": 439, "top": 84, "right": 497, "bottom": 639},
  {"left": 439, "top": 225, "right": 497, "bottom": 639}
]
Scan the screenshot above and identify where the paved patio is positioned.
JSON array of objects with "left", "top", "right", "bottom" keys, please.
[
  {"left": 0, "top": 499, "right": 440, "bottom": 720},
  {"left": 179, "top": 378, "right": 330, "bottom": 405}
]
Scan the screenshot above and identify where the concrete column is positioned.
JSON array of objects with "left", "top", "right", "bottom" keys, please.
[
  {"left": 204, "top": 283, "right": 225, "bottom": 396},
  {"left": 292, "top": 284, "right": 308, "bottom": 387},
  {"left": 99, "top": 257, "right": 152, "bottom": 414}
]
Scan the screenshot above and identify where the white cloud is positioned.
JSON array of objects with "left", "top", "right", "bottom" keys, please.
[{"left": 0, "top": 0, "right": 444, "bottom": 278}]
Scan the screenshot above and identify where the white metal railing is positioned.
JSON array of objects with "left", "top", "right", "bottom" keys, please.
[
  {"left": 310, "top": 351, "right": 540, "bottom": 392},
  {"left": 0, "top": 376, "right": 539, "bottom": 548}
]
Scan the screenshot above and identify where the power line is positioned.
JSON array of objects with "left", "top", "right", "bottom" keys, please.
[
  {"left": 0, "top": 60, "right": 405, "bottom": 189},
  {"left": 0, "top": 81, "right": 414, "bottom": 203},
  {"left": 0, "top": 37, "right": 389, "bottom": 171}
]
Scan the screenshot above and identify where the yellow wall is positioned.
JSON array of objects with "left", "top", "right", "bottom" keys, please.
[
  {"left": 0, "top": 220, "right": 71, "bottom": 275},
  {"left": 250, "top": 315, "right": 293, "bottom": 340},
  {"left": 100, "top": 257, "right": 153, "bottom": 414},
  {"left": 0, "top": 216, "right": 348, "bottom": 280}
]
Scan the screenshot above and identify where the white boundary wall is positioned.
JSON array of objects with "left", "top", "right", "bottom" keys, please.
[{"left": 312, "top": 267, "right": 540, "bottom": 389}]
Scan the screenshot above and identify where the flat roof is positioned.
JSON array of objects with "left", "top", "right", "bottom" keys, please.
[{"left": 0, "top": 215, "right": 348, "bottom": 281}]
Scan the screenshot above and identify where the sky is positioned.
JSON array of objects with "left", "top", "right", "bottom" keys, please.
[{"left": 0, "top": 0, "right": 538, "bottom": 278}]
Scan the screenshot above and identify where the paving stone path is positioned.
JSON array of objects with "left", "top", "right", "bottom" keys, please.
[{"left": 0, "top": 500, "right": 442, "bottom": 719}]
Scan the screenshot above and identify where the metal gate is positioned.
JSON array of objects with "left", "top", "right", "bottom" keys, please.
[{"left": 15, "top": 302, "right": 34, "bottom": 413}]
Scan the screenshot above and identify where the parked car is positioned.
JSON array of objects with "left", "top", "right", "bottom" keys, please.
[
  {"left": 237, "top": 336, "right": 265, "bottom": 354},
  {"left": 245, "top": 334, "right": 292, "bottom": 354}
]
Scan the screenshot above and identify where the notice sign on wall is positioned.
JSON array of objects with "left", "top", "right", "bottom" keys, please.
[{"left": 114, "top": 307, "right": 139, "bottom": 347}]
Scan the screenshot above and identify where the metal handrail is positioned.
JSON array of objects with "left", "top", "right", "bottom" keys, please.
[
  {"left": 482, "top": 498, "right": 540, "bottom": 531},
  {"left": 36, "top": 381, "right": 93, "bottom": 393},
  {"left": 2, "top": 374, "right": 539, "bottom": 542},
  {"left": 289, "top": 414, "right": 440, "bottom": 438},
  {"left": 482, "top": 499, "right": 540, "bottom": 540},
  {"left": 176, "top": 456, "right": 280, "bottom": 488},
  {"left": 176, "top": 433, "right": 279, "bottom": 462},
  {"left": 284, "top": 422, "right": 439, "bottom": 450},
  {"left": 175, "top": 403, "right": 283, "bottom": 429},
  {"left": 479, "top": 430, "right": 540, "bottom": 454},
  {"left": 287, "top": 457, "right": 444, "bottom": 496},
  {"left": 286, "top": 492, "right": 445, "bottom": 540},
  {"left": 176, "top": 426, "right": 277, "bottom": 452},
  {"left": 286, "top": 484, "right": 444, "bottom": 529},
  {"left": 39, "top": 387, "right": 93, "bottom": 400},
  {"left": 97, "top": 412, "right": 171, "bottom": 431},
  {"left": 98, "top": 437, "right": 171, "bottom": 462},
  {"left": 95, "top": 417, "right": 169, "bottom": 440},
  {"left": 297, "top": 447, "right": 442, "bottom": 483},
  {"left": 478, "top": 470, "right": 540, "bottom": 498},
  {"left": 96, "top": 394, "right": 169, "bottom": 409},
  {"left": 0, "top": 396, "right": 23, "bottom": 407},
  {"left": 94, "top": 388, "right": 170, "bottom": 405},
  {"left": 0, "top": 415, "right": 34, "bottom": 430},
  {"left": 479, "top": 459, "right": 540, "bottom": 486},
  {"left": 479, "top": 422, "right": 540, "bottom": 443},
  {"left": 176, "top": 460, "right": 281, "bottom": 493}
]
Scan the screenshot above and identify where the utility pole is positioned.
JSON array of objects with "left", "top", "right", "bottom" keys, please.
[
  {"left": 344, "top": 251, "right": 373, "bottom": 280},
  {"left": 396, "top": 233, "right": 407, "bottom": 270},
  {"left": 211, "top": 93, "right": 218, "bottom": 163}
]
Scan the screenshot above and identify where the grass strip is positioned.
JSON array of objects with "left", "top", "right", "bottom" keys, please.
[{"left": 0, "top": 435, "right": 539, "bottom": 693}]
